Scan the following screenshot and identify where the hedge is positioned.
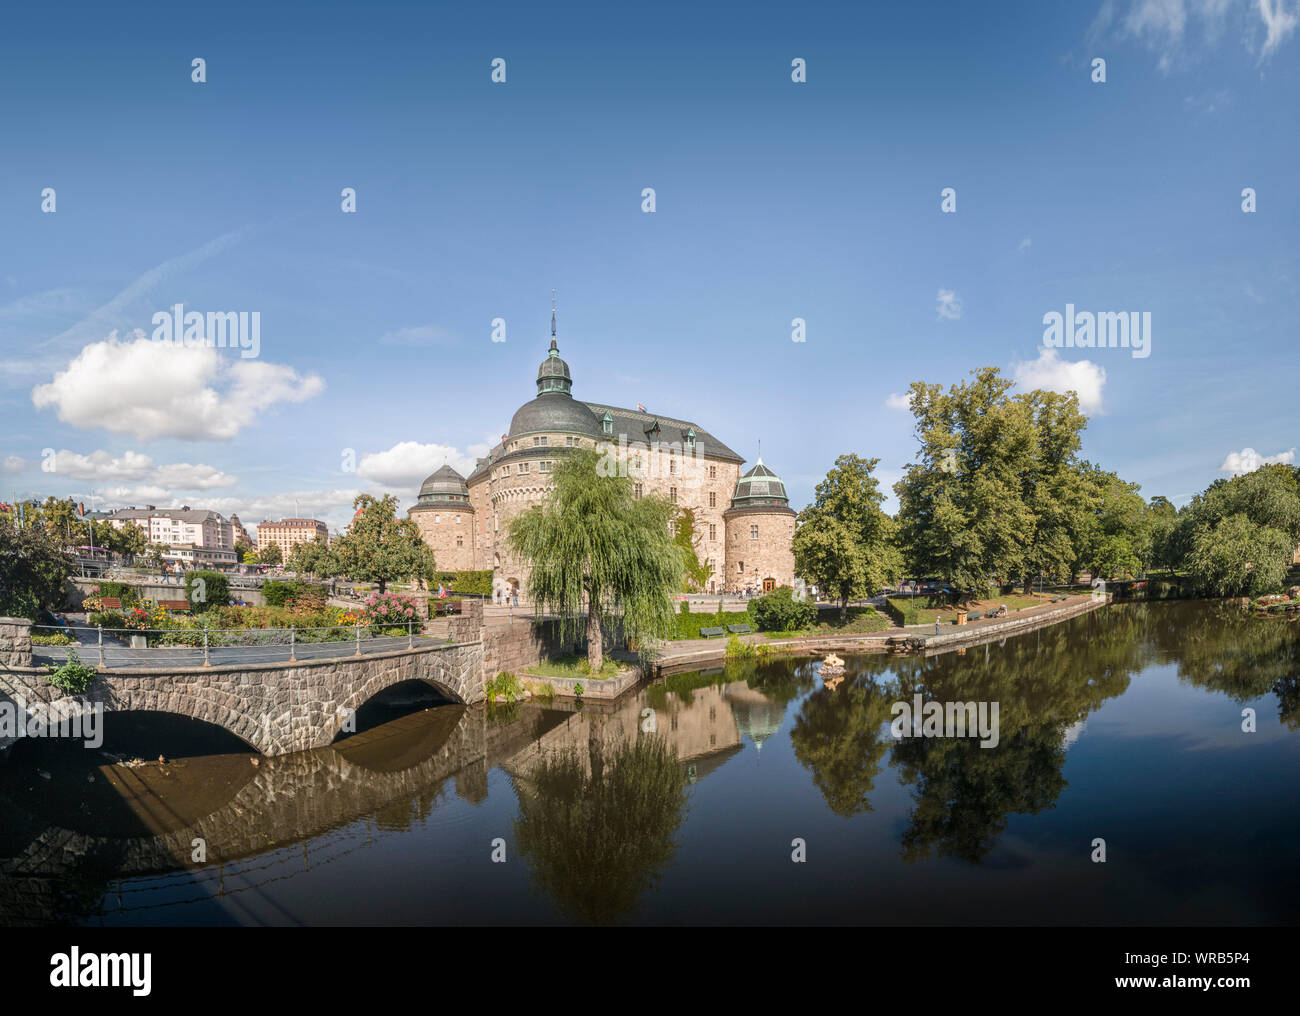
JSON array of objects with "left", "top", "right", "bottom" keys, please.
[
  {"left": 672, "top": 610, "right": 753, "bottom": 640},
  {"left": 883, "top": 594, "right": 953, "bottom": 627},
  {"left": 433, "top": 570, "right": 493, "bottom": 596}
]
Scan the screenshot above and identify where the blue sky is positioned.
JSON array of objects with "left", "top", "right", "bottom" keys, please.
[{"left": 1, "top": 0, "right": 1297, "bottom": 530}]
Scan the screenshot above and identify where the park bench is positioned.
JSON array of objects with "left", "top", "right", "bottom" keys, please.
[
  {"left": 726, "top": 623, "right": 753, "bottom": 635},
  {"left": 699, "top": 626, "right": 727, "bottom": 638},
  {"left": 160, "top": 599, "right": 191, "bottom": 612},
  {"left": 99, "top": 597, "right": 122, "bottom": 609},
  {"left": 967, "top": 611, "right": 982, "bottom": 620}
]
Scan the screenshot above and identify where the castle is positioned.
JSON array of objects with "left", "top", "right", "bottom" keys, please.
[{"left": 409, "top": 312, "right": 796, "bottom": 598}]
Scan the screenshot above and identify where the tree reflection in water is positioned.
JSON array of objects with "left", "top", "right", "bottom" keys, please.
[{"left": 512, "top": 733, "right": 688, "bottom": 925}]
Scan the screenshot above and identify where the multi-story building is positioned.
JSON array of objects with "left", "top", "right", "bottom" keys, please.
[
  {"left": 256, "top": 518, "right": 329, "bottom": 557},
  {"left": 97, "top": 507, "right": 238, "bottom": 570},
  {"left": 409, "top": 315, "right": 796, "bottom": 597},
  {"left": 229, "top": 513, "right": 255, "bottom": 549}
]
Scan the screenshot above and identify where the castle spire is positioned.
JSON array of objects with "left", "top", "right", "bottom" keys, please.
[{"left": 550, "top": 288, "right": 557, "bottom": 350}]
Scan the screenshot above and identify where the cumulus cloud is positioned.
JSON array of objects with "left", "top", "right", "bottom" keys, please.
[
  {"left": 46, "top": 449, "right": 238, "bottom": 489},
  {"left": 357, "top": 440, "right": 492, "bottom": 488},
  {"left": 1013, "top": 348, "right": 1107, "bottom": 414},
  {"left": 31, "top": 332, "right": 324, "bottom": 441},
  {"left": 2, "top": 455, "right": 26, "bottom": 473},
  {"left": 936, "top": 289, "right": 963, "bottom": 320},
  {"left": 1219, "top": 446, "right": 1296, "bottom": 475},
  {"left": 885, "top": 393, "right": 911, "bottom": 411}
]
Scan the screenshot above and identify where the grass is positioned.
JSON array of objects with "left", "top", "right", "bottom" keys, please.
[
  {"left": 524, "top": 654, "right": 624, "bottom": 680},
  {"left": 765, "top": 607, "right": 894, "bottom": 638},
  {"left": 887, "top": 592, "right": 1058, "bottom": 627}
]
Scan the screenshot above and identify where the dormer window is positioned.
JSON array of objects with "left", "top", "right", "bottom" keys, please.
[
  {"left": 602, "top": 412, "right": 613, "bottom": 435},
  {"left": 686, "top": 428, "right": 696, "bottom": 447}
]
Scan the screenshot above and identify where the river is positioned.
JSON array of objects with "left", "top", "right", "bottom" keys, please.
[{"left": 1, "top": 600, "right": 1296, "bottom": 925}]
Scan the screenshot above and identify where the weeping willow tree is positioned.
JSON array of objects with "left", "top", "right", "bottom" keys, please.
[{"left": 508, "top": 448, "right": 684, "bottom": 670}]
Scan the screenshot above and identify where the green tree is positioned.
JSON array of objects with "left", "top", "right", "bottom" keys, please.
[
  {"left": 38, "top": 497, "right": 80, "bottom": 544},
  {"left": 184, "top": 569, "right": 230, "bottom": 611},
  {"left": 894, "top": 369, "right": 1037, "bottom": 593},
  {"left": 0, "top": 517, "right": 75, "bottom": 620},
  {"left": 794, "top": 453, "right": 901, "bottom": 620},
  {"left": 1185, "top": 513, "right": 1293, "bottom": 597},
  {"left": 288, "top": 534, "right": 334, "bottom": 577},
  {"left": 234, "top": 539, "right": 254, "bottom": 564},
  {"left": 507, "top": 448, "right": 683, "bottom": 670},
  {"left": 331, "top": 494, "right": 435, "bottom": 594},
  {"left": 257, "top": 541, "right": 284, "bottom": 566},
  {"left": 672, "top": 507, "right": 711, "bottom": 592}
]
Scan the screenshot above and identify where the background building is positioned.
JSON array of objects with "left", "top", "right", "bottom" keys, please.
[
  {"left": 256, "top": 518, "right": 329, "bottom": 557},
  {"left": 97, "top": 506, "right": 238, "bottom": 570}
]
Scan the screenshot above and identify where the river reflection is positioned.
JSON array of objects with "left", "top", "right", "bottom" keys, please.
[{"left": 0, "top": 600, "right": 1296, "bottom": 925}]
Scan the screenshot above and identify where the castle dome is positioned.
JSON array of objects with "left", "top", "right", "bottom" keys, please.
[
  {"left": 416, "top": 463, "right": 471, "bottom": 507},
  {"left": 508, "top": 333, "right": 601, "bottom": 439},
  {"left": 727, "top": 456, "right": 791, "bottom": 510}
]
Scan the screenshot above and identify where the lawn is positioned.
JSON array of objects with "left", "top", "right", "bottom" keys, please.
[
  {"left": 766, "top": 606, "right": 894, "bottom": 638},
  {"left": 886, "top": 592, "right": 1061, "bottom": 627},
  {"left": 523, "top": 655, "right": 625, "bottom": 680}
]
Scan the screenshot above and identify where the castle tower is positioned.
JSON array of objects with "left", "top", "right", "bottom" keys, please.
[
  {"left": 409, "top": 463, "right": 476, "bottom": 571},
  {"left": 723, "top": 455, "right": 797, "bottom": 593}
]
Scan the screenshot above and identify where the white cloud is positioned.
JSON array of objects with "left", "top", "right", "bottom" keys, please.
[
  {"left": 2, "top": 455, "right": 26, "bottom": 473},
  {"left": 1218, "top": 445, "right": 1296, "bottom": 474},
  {"left": 885, "top": 393, "right": 911, "bottom": 411},
  {"left": 46, "top": 449, "right": 238, "bottom": 490},
  {"left": 357, "top": 440, "right": 491, "bottom": 488},
  {"left": 1013, "top": 348, "right": 1107, "bottom": 414},
  {"left": 1089, "top": 0, "right": 1298, "bottom": 67},
  {"left": 936, "top": 289, "right": 963, "bottom": 320},
  {"left": 31, "top": 332, "right": 324, "bottom": 441},
  {"left": 1259, "top": 0, "right": 1300, "bottom": 56},
  {"left": 1018, "top": 237, "right": 1032, "bottom": 252}
]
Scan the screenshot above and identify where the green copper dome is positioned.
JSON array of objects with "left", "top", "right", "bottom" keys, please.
[{"left": 728, "top": 457, "right": 790, "bottom": 509}]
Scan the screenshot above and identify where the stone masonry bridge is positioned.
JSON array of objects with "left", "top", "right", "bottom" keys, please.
[{"left": 0, "top": 615, "right": 485, "bottom": 755}]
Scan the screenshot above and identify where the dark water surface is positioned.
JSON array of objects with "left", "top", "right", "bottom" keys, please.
[{"left": 1, "top": 600, "right": 1297, "bottom": 926}]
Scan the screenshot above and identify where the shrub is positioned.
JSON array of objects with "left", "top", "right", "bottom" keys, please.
[
  {"left": 362, "top": 591, "right": 422, "bottom": 634},
  {"left": 262, "top": 579, "right": 302, "bottom": 607},
  {"left": 486, "top": 671, "right": 524, "bottom": 704},
  {"left": 184, "top": 570, "right": 230, "bottom": 611},
  {"left": 31, "top": 632, "right": 75, "bottom": 646},
  {"left": 434, "top": 570, "right": 493, "bottom": 596},
  {"left": 46, "top": 648, "right": 97, "bottom": 694},
  {"left": 748, "top": 586, "right": 816, "bottom": 632},
  {"left": 88, "top": 610, "right": 126, "bottom": 630},
  {"left": 94, "top": 581, "right": 138, "bottom": 607},
  {"left": 0, "top": 589, "right": 41, "bottom": 623},
  {"left": 725, "top": 633, "right": 755, "bottom": 658},
  {"left": 672, "top": 610, "right": 752, "bottom": 640}
]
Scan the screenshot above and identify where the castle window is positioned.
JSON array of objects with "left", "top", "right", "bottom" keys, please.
[
  {"left": 602, "top": 412, "right": 613, "bottom": 435},
  {"left": 540, "top": 436, "right": 547, "bottom": 447},
  {"left": 456, "top": 536, "right": 463, "bottom": 547},
  {"left": 670, "top": 486, "right": 677, "bottom": 503},
  {"left": 434, "top": 514, "right": 440, "bottom": 523},
  {"left": 709, "top": 492, "right": 716, "bottom": 508},
  {"left": 709, "top": 524, "right": 716, "bottom": 540},
  {"left": 634, "top": 483, "right": 643, "bottom": 499},
  {"left": 519, "top": 462, "right": 529, "bottom": 473},
  {"left": 709, "top": 465, "right": 716, "bottom": 479},
  {"left": 739, "top": 561, "right": 744, "bottom": 573},
  {"left": 686, "top": 428, "right": 696, "bottom": 447},
  {"left": 750, "top": 524, "right": 759, "bottom": 540},
  {"left": 669, "top": 458, "right": 675, "bottom": 475},
  {"left": 540, "top": 461, "right": 551, "bottom": 472},
  {"left": 566, "top": 436, "right": 574, "bottom": 446},
  {"left": 533, "top": 437, "right": 540, "bottom": 446}
]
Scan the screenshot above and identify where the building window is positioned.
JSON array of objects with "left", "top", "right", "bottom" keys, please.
[
  {"left": 709, "top": 491, "right": 716, "bottom": 508},
  {"left": 540, "top": 436, "right": 547, "bottom": 447},
  {"left": 602, "top": 412, "right": 613, "bottom": 435},
  {"left": 456, "top": 536, "right": 464, "bottom": 547},
  {"left": 669, "top": 487, "right": 677, "bottom": 503},
  {"left": 739, "top": 561, "right": 744, "bottom": 573},
  {"left": 540, "top": 461, "right": 551, "bottom": 472},
  {"left": 709, "top": 465, "right": 716, "bottom": 479},
  {"left": 686, "top": 428, "right": 696, "bottom": 448},
  {"left": 634, "top": 483, "right": 643, "bottom": 499},
  {"left": 750, "top": 524, "right": 759, "bottom": 540},
  {"left": 434, "top": 514, "right": 440, "bottom": 523},
  {"left": 519, "top": 462, "right": 529, "bottom": 473},
  {"left": 566, "top": 436, "right": 574, "bottom": 446},
  {"left": 669, "top": 458, "right": 675, "bottom": 475},
  {"left": 533, "top": 437, "right": 539, "bottom": 446},
  {"left": 709, "top": 523, "right": 716, "bottom": 540}
]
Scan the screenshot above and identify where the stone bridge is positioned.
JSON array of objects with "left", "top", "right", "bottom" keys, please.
[{"left": 0, "top": 615, "right": 485, "bottom": 755}]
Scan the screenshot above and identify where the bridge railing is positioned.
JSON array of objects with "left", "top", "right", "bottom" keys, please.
[{"left": 29, "top": 621, "right": 447, "bottom": 668}]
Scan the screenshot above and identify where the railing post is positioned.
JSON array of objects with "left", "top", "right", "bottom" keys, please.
[
  {"left": 354, "top": 623, "right": 361, "bottom": 657},
  {"left": 203, "top": 626, "right": 210, "bottom": 667},
  {"left": 408, "top": 618, "right": 414, "bottom": 650},
  {"left": 290, "top": 626, "right": 296, "bottom": 662},
  {"left": 97, "top": 625, "right": 104, "bottom": 668}
]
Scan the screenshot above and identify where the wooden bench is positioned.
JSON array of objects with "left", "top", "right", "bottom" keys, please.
[
  {"left": 726, "top": 623, "right": 753, "bottom": 635},
  {"left": 160, "top": 599, "right": 191, "bottom": 612},
  {"left": 99, "top": 597, "right": 122, "bottom": 609},
  {"left": 699, "top": 626, "right": 727, "bottom": 639}
]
